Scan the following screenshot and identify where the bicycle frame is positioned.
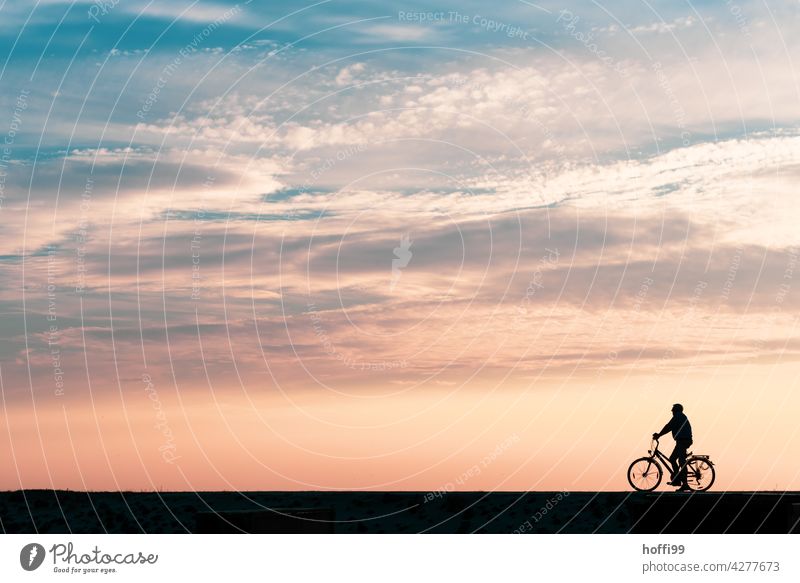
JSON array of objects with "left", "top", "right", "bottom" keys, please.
[{"left": 648, "top": 439, "right": 689, "bottom": 478}]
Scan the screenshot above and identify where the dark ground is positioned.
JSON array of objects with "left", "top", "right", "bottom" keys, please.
[{"left": 1, "top": 490, "right": 798, "bottom": 533}]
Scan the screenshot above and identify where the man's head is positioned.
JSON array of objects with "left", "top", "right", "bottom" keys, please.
[{"left": 671, "top": 403, "right": 684, "bottom": 415}]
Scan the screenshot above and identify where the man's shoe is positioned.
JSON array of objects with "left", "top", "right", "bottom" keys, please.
[{"left": 674, "top": 485, "right": 692, "bottom": 492}]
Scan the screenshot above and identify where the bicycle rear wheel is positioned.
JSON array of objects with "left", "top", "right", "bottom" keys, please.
[
  {"left": 686, "top": 457, "right": 715, "bottom": 491},
  {"left": 628, "top": 457, "right": 662, "bottom": 491}
]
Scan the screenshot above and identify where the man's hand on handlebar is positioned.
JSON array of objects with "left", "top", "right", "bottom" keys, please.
[{"left": 652, "top": 433, "right": 660, "bottom": 440}]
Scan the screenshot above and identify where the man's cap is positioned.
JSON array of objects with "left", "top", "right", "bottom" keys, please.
[{"left": 671, "top": 403, "right": 684, "bottom": 412}]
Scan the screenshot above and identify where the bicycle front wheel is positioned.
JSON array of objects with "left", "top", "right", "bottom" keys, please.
[
  {"left": 686, "top": 457, "right": 715, "bottom": 491},
  {"left": 628, "top": 457, "right": 662, "bottom": 491}
]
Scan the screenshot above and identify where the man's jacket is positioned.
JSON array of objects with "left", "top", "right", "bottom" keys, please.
[{"left": 660, "top": 413, "right": 692, "bottom": 440}]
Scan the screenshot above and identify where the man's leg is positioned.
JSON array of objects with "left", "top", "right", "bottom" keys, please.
[
  {"left": 672, "top": 440, "right": 692, "bottom": 486},
  {"left": 668, "top": 445, "right": 681, "bottom": 483}
]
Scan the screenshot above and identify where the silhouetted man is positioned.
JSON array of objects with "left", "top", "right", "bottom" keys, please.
[{"left": 653, "top": 403, "right": 693, "bottom": 492}]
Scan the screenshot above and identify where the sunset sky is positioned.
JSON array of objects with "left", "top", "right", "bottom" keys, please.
[{"left": 1, "top": 0, "right": 800, "bottom": 492}]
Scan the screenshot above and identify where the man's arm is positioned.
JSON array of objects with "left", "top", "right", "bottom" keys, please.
[{"left": 653, "top": 419, "right": 673, "bottom": 439}]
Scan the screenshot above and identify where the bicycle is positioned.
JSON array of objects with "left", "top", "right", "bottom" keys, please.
[{"left": 627, "top": 437, "right": 715, "bottom": 492}]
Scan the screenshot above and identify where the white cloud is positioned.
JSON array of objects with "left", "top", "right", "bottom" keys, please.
[
  {"left": 629, "top": 16, "right": 696, "bottom": 35},
  {"left": 335, "top": 62, "right": 366, "bottom": 87}
]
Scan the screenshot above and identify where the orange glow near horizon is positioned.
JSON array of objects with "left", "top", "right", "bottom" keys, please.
[{"left": 4, "top": 361, "right": 800, "bottom": 491}]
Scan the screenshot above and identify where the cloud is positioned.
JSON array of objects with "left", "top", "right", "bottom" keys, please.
[
  {"left": 123, "top": 1, "right": 248, "bottom": 25},
  {"left": 334, "top": 62, "right": 366, "bottom": 86},
  {"left": 2, "top": 8, "right": 799, "bottom": 380},
  {"left": 628, "top": 16, "right": 696, "bottom": 35}
]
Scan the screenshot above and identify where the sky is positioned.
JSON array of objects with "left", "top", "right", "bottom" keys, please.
[{"left": 1, "top": 0, "right": 800, "bottom": 492}]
